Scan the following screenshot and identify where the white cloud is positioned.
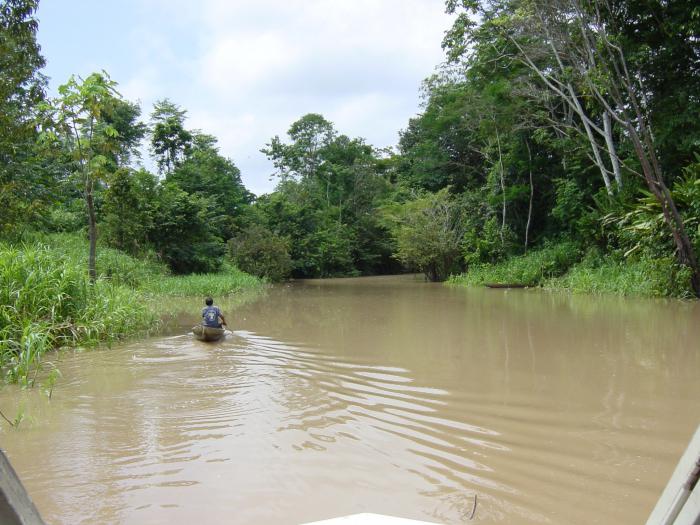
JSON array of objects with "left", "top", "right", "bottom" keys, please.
[
  {"left": 119, "top": 67, "right": 161, "bottom": 105},
  {"left": 198, "top": 32, "right": 302, "bottom": 97},
  {"left": 42, "top": 0, "right": 453, "bottom": 195}
]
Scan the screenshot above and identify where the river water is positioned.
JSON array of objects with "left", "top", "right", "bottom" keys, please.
[{"left": 1, "top": 275, "right": 699, "bottom": 525}]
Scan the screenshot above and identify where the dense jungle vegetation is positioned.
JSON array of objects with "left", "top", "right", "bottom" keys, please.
[{"left": 1, "top": 0, "right": 699, "bottom": 383}]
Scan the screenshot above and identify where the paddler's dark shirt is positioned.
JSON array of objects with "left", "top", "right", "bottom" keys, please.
[{"left": 202, "top": 305, "right": 222, "bottom": 327}]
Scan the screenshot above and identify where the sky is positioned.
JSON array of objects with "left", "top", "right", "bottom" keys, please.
[{"left": 36, "top": 1, "right": 454, "bottom": 195}]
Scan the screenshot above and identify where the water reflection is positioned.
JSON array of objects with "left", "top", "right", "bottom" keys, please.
[{"left": 1, "top": 276, "right": 698, "bottom": 524}]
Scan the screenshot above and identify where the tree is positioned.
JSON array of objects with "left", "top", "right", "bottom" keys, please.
[
  {"left": 228, "top": 224, "right": 292, "bottom": 281},
  {"left": 261, "top": 114, "right": 393, "bottom": 277},
  {"left": 103, "top": 168, "right": 157, "bottom": 255},
  {"left": 383, "top": 189, "right": 465, "bottom": 281},
  {"left": 0, "top": 0, "right": 47, "bottom": 237},
  {"left": 43, "top": 72, "right": 125, "bottom": 281},
  {"left": 444, "top": 0, "right": 700, "bottom": 296},
  {"left": 168, "top": 132, "right": 252, "bottom": 239},
  {"left": 262, "top": 113, "right": 336, "bottom": 186},
  {"left": 149, "top": 182, "right": 224, "bottom": 274},
  {"left": 102, "top": 98, "right": 146, "bottom": 168},
  {"left": 398, "top": 76, "right": 485, "bottom": 193},
  {"left": 150, "top": 98, "right": 192, "bottom": 175}
]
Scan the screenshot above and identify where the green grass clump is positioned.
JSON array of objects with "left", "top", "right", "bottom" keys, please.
[
  {"left": 0, "top": 243, "right": 156, "bottom": 385},
  {"left": 450, "top": 240, "right": 693, "bottom": 298},
  {"left": 0, "top": 234, "right": 264, "bottom": 386},
  {"left": 143, "top": 262, "right": 264, "bottom": 296},
  {"left": 37, "top": 232, "right": 167, "bottom": 288},
  {"left": 450, "top": 242, "right": 581, "bottom": 287},
  {"left": 548, "top": 254, "right": 693, "bottom": 298}
]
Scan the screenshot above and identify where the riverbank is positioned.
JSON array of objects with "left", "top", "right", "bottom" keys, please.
[
  {"left": 449, "top": 242, "right": 695, "bottom": 299},
  {"left": 0, "top": 234, "right": 265, "bottom": 386}
]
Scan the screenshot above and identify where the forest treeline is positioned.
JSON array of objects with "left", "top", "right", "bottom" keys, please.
[{"left": 2, "top": 0, "right": 700, "bottom": 298}]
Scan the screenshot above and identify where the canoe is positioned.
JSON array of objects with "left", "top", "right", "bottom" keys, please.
[
  {"left": 485, "top": 283, "right": 528, "bottom": 288},
  {"left": 192, "top": 325, "right": 225, "bottom": 342}
]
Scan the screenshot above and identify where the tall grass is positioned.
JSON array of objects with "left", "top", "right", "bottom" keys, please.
[
  {"left": 1, "top": 235, "right": 264, "bottom": 386},
  {"left": 35, "top": 232, "right": 167, "bottom": 287},
  {"left": 449, "top": 241, "right": 693, "bottom": 298},
  {"left": 449, "top": 242, "right": 581, "bottom": 287},
  {"left": 548, "top": 254, "right": 693, "bottom": 298},
  {"left": 143, "top": 262, "right": 264, "bottom": 296},
  {"left": 0, "top": 243, "right": 156, "bottom": 385}
]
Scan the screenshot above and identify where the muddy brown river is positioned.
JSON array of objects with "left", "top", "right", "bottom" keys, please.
[{"left": 1, "top": 275, "right": 699, "bottom": 524}]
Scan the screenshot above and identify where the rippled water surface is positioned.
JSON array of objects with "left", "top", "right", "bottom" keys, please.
[{"left": 1, "top": 276, "right": 699, "bottom": 524}]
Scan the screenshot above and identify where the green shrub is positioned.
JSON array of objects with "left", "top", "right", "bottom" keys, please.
[
  {"left": 463, "top": 215, "right": 516, "bottom": 266},
  {"left": 229, "top": 224, "right": 292, "bottom": 281},
  {"left": 383, "top": 189, "right": 465, "bottom": 281}
]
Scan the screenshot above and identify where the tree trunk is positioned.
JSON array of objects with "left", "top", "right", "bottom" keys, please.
[
  {"left": 566, "top": 82, "right": 613, "bottom": 195},
  {"left": 525, "top": 140, "right": 534, "bottom": 251},
  {"left": 86, "top": 179, "right": 97, "bottom": 282},
  {"left": 603, "top": 111, "right": 622, "bottom": 189},
  {"left": 625, "top": 125, "right": 700, "bottom": 295},
  {"left": 495, "top": 126, "right": 507, "bottom": 246}
]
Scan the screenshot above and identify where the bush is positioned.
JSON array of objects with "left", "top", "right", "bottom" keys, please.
[
  {"left": 383, "top": 189, "right": 465, "bottom": 281},
  {"left": 463, "top": 215, "right": 517, "bottom": 266},
  {"left": 228, "top": 224, "right": 292, "bottom": 281}
]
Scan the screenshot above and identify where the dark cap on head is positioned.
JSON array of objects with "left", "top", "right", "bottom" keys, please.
[{"left": 205, "top": 297, "right": 213, "bottom": 306}]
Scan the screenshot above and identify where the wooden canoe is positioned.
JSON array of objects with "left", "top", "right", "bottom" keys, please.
[
  {"left": 192, "top": 325, "right": 225, "bottom": 342},
  {"left": 485, "top": 283, "right": 528, "bottom": 289}
]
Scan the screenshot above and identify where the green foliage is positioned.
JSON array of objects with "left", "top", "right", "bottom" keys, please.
[
  {"left": 463, "top": 215, "right": 517, "bottom": 266},
  {"left": 550, "top": 252, "right": 693, "bottom": 298},
  {"left": 383, "top": 189, "right": 465, "bottom": 281},
  {"left": 228, "top": 224, "right": 292, "bottom": 282},
  {"left": 42, "top": 201, "right": 85, "bottom": 233},
  {"left": 260, "top": 114, "right": 394, "bottom": 277},
  {"left": 601, "top": 162, "right": 700, "bottom": 260},
  {"left": 0, "top": 242, "right": 156, "bottom": 385},
  {"left": 142, "top": 262, "right": 262, "bottom": 296},
  {"left": 103, "top": 168, "right": 157, "bottom": 255},
  {"left": 102, "top": 98, "right": 146, "bottom": 167},
  {"left": 262, "top": 113, "right": 335, "bottom": 182},
  {"left": 450, "top": 241, "right": 581, "bottom": 287},
  {"left": 397, "top": 80, "right": 483, "bottom": 192},
  {"left": 0, "top": 0, "right": 48, "bottom": 237},
  {"left": 150, "top": 98, "right": 193, "bottom": 174},
  {"left": 149, "top": 182, "right": 225, "bottom": 274},
  {"left": 614, "top": 0, "right": 700, "bottom": 176},
  {"left": 550, "top": 178, "right": 588, "bottom": 235},
  {"left": 36, "top": 233, "right": 167, "bottom": 288},
  {"left": 167, "top": 133, "right": 252, "bottom": 239},
  {"left": 305, "top": 221, "right": 357, "bottom": 277}
]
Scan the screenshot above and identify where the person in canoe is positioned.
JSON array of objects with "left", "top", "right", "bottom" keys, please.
[{"left": 202, "top": 297, "right": 227, "bottom": 329}]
